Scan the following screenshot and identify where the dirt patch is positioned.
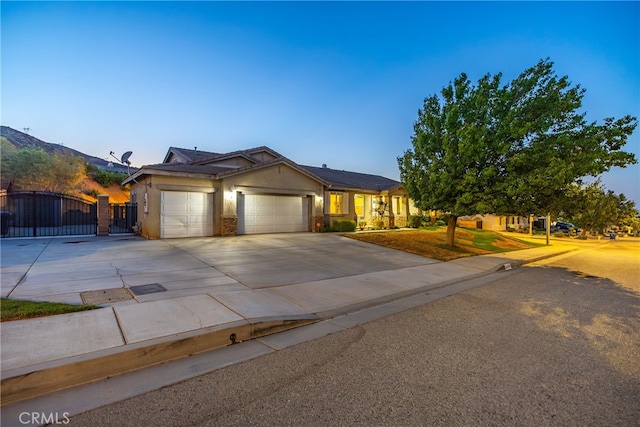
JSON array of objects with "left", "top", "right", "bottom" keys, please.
[
  {"left": 53, "top": 177, "right": 131, "bottom": 203},
  {"left": 77, "top": 178, "right": 130, "bottom": 203},
  {"left": 347, "top": 228, "right": 536, "bottom": 261},
  {"left": 491, "top": 236, "right": 532, "bottom": 250}
]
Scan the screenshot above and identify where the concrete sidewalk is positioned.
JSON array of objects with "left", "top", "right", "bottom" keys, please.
[{"left": 0, "top": 233, "right": 580, "bottom": 405}]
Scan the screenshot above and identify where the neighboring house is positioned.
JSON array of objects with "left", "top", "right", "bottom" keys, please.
[
  {"left": 457, "top": 214, "right": 531, "bottom": 231},
  {"left": 124, "top": 146, "right": 417, "bottom": 239}
]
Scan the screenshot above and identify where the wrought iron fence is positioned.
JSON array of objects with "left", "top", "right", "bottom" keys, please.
[
  {"left": 0, "top": 191, "right": 97, "bottom": 238},
  {"left": 110, "top": 203, "right": 137, "bottom": 234}
]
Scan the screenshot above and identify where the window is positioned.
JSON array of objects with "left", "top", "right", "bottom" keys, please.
[
  {"left": 354, "top": 195, "right": 364, "bottom": 216},
  {"left": 330, "top": 192, "right": 343, "bottom": 214}
]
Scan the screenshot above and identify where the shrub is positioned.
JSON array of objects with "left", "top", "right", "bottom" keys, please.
[
  {"left": 553, "top": 232, "right": 566, "bottom": 238},
  {"left": 408, "top": 215, "right": 424, "bottom": 228},
  {"left": 332, "top": 220, "right": 356, "bottom": 232},
  {"left": 435, "top": 219, "right": 446, "bottom": 227},
  {"left": 91, "top": 168, "right": 128, "bottom": 188}
]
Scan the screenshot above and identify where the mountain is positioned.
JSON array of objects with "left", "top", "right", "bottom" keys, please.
[
  {"left": 0, "top": 126, "right": 130, "bottom": 174},
  {"left": 1, "top": 126, "right": 131, "bottom": 203}
]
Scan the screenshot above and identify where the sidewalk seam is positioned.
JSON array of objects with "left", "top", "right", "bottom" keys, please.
[{"left": 111, "top": 306, "right": 130, "bottom": 345}]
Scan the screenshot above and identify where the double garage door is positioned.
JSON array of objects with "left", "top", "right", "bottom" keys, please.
[
  {"left": 161, "top": 191, "right": 213, "bottom": 238},
  {"left": 161, "top": 191, "right": 309, "bottom": 237},
  {"left": 238, "top": 194, "right": 309, "bottom": 234}
]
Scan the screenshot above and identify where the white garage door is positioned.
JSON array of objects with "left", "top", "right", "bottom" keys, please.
[
  {"left": 238, "top": 194, "right": 308, "bottom": 234},
  {"left": 161, "top": 191, "right": 213, "bottom": 238}
]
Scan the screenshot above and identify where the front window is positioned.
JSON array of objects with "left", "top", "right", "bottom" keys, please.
[{"left": 330, "top": 192, "right": 343, "bottom": 214}]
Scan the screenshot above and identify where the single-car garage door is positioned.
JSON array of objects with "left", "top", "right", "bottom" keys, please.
[
  {"left": 238, "top": 194, "right": 308, "bottom": 234},
  {"left": 161, "top": 191, "right": 213, "bottom": 238}
]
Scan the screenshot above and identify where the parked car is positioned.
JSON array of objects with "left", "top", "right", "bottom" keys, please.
[{"left": 551, "top": 221, "right": 580, "bottom": 234}]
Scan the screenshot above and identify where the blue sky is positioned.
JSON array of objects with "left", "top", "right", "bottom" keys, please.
[{"left": 2, "top": 1, "right": 639, "bottom": 203}]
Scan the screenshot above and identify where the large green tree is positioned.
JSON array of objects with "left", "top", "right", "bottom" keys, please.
[
  {"left": 1, "top": 147, "right": 85, "bottom": 193},
  {"left": 399, "top": 59, "right": 637, "bottom": 246},
  {"left": 564, "top": 180, "right": 637, "bottom": 235}
]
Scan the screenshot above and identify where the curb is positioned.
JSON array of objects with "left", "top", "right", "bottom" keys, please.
[
  {"left": 494, "top": 247, "right": 579, "bottom": 272},
  {"left": 1, "top": 247, "right": 577, "bottom": 406},
  {"left": 1, "top": 317, "right": 318, "bottom": 406}
]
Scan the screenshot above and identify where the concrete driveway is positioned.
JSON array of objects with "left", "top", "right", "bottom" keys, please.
[
  {"left": 1, "top": 231, "right": 579, "bottom": 408},
  {"left": 1, "top": 233, "right": 438, "bottom": 305}
]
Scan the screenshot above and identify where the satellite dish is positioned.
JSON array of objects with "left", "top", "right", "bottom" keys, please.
[{"left": 120, "top": 151, "right": 133, "bottom": 165}]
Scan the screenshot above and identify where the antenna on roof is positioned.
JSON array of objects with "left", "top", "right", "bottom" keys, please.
[
  {"left": 23, "top": 127, "right": 30, "bottom": 134},
  {"left": 120, "top": 151, "right": 132, "bottom": 166},
  {"left": 109, "top": 151, "right": 133, "bottom": 176},
  {"left": 109, "top": 150, "right": 142, "bottom": 186}
]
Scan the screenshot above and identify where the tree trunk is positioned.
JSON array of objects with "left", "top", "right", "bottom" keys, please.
[
  {"left": 529, "top": 214, "right": 533, "bottom": 236},
  {"left": 446, "top": 215, "right": 457, "bottom": 247},
  {"left": 546, "top": 213, "right": 550, "bottom": 246}
]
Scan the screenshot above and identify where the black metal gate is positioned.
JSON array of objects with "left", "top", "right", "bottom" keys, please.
[
  {"left": 110, "top": 203, "right": 137, "bottom": 234},
  {"left": 0, "top": 191, "right": 97, "bottom": 238}
]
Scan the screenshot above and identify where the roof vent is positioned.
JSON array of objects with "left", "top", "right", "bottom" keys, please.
[{"left": 322, "top": 164, "right": 327, "bottom": 168}]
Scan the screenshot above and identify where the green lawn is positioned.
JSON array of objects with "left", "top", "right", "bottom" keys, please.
[
  {"left": 1, "top": 298, "right": 100, "bottom": 322},
  {"left": 463, "top": 228, "right": 545, "bottom": 252},
  {"left": 348, "top": 228, "right": 543, "bottom": 261}
]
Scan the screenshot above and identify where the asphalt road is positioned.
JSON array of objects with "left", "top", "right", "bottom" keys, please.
[
  {"left": 529, "top": 239, "right": 639, "bottom": 293},
  {"left": 70, "top": 240, "right": 640, "bottom": 426}
]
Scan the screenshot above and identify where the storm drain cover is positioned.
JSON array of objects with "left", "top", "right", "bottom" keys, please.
[
  {"left": 129, "top": 284, "right": 167, "bottom": 296},
  {"left": 81, "top": 288, "right": 133, "bottom": 305}
]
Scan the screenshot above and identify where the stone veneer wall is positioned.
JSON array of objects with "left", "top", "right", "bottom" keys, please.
[
  {"left": 388, "top": 216, "right": 396, "bottom": 229},
  {"left": 220, "top": 216, "right": 238, "bottom": 236},
  {"left": 312, "top": 216, "right": 324, "bottom": 232},
  {"left": 373, "top": 217, "right": 391, "bottom": 229}
]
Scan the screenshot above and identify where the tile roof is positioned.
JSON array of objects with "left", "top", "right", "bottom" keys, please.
[
  {"left": 133, "top": 163, "right": 231, "bottom": 176},
  {"left": 153, "top": 146, "right": 402, "bottom": 192},
  {"left": 301, "top": 165, "right": 400, "bottom": 191},
  {"left": 165, "top": 146, "right": 284, "bottom": 165},
  {"left": 164, "top": 147, "right": 221, "bottom": 163}
]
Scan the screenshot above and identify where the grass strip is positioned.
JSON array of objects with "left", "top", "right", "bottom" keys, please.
[{"left": 1, "top": 298, "right": 100, "bottom": 322}]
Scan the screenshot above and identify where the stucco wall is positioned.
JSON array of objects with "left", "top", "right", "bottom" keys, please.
[
  {"left": 131, "top": 164, "right": 324, "bottom": 238},
  {"left": 223, "top": 164, "right": 324, "bottom": 219},
  {"left": 208, "top": 157, "right": 254, "bottom": 168},
  {"left": 130, "top": 175, "right": 218, "bottom": 239}
]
